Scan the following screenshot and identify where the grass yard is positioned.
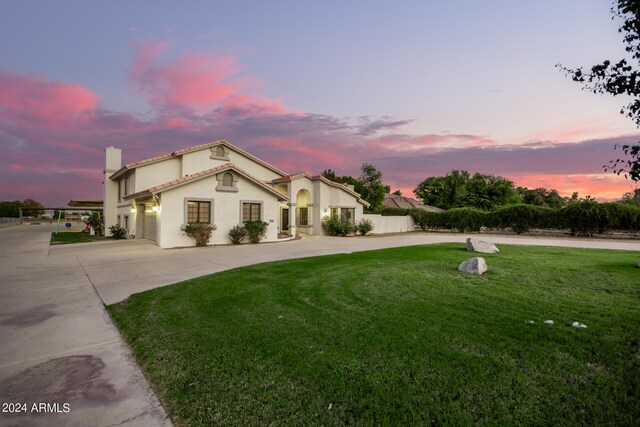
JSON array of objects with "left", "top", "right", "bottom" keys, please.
[
  {"left": 50, "top": 231, "right": 105, "bottom": 245},
  {"left": 108, "top": 244, "right": 640, "bottom": 426}
]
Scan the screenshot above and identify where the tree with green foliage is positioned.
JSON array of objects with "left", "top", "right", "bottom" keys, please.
[
  {"left": 558, "top": 0, "right": 640, "bottom": 181},
  {"left": 457, "top": 173, "right": 520, "bottom": 210},
  {"left": 358, "top": 163, "right": 386, "bottom": 211},
  {"left": 0, "top": 201, "right": 21, "bottom": 217},
  {"left": 20, "top": 199, "right": 45, "bottom": 217},
  {"left": 413, "top": 170, "right": 470, "bottom": 209},
  {"left": 516, "top": 187, "right": 566, "bottom": 208},
  {"left": 414, "top": 170, "right": 519, "bottom": 210},
  {"left": 322, "top": 163, "right": 387, "bottom": 210},
  {"left": 621, "top": 188, "right": 640, "bottom": 205}
]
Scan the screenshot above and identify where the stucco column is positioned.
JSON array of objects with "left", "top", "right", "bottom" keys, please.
[{"left": 288, "top": 202, "right": 297, "bottom": 237}]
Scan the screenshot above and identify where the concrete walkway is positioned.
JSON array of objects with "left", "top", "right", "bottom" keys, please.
[{"left": 0, "top": 224, "right": 638, "bottom": 426}]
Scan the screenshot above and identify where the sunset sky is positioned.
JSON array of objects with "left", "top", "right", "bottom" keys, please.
[{"left": 1, "top": 1, "right": 639, "bottom": 206}]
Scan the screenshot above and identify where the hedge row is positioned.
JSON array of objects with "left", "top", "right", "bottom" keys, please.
[{"left": 379, "top": 202, "right": 640, "bottom": 236}]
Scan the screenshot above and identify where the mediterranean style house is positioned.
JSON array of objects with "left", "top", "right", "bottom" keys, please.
[{"left": 103, "top": 140, "right": 370, "bottom": 248}]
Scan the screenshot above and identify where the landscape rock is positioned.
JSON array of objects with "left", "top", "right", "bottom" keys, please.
[
  {"left": 544, "top": 320, "right": 554, "bottom": 325},
  {"left": 571, "top": 322, "right": 587, "bottom": 329},
  {"left": 458, "top": 257, "right": 488, "bottom": 275},
  {"left": 466, "top": 238, "right": 500, "bottom": 254}
]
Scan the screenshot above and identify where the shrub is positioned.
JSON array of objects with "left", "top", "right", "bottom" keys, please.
[
  {"left": 356, "top": 218, "right": 374, "bottom": 235},
  {"left": 560, "top": 201, "right": 609, "bottom": 237},
  {"left": 245, "top": 220, "right": 268, "bottom": 243},
  {"left": 489, "top": 204, "right": 553, "bottom": 234},
  {"left": 84, "top": 212, "right": 104, "bottom": 236},
  {"left": 322, "top": 217, "right": 355, "bottom": 236},
  {"left": 228, "top": 225, "right": 247, "bottom": 244},
  {"left": 441, "top": 208, "right": 486, "bottom": 232},
  {"left": 109, "top": 224, "right": 127, "bottom": 239},
  {"left": 602, "top": 202, "right": 640, "bottom": 231},
  {"left": 184, "top": 223, "right": 216, "bottom": 246},
  {"left": 409, "top": 209, "right": 444, "bottom": 231}
]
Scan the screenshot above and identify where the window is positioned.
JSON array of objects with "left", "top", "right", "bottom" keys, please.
[
  {"left": 124, "top": 176, "right": 130, "bottom": 196},
  {"left": 187, "top": 201, "right": 211, "bottom": 223},
  {"left": 341, "top": 208, "right": 355, "bottom": 223},
  {"left": 211, "top": 145, "right": 229, "bottom": 160},
  {"left": 216, "top": 171, "right": 238, "bottom": 192},
  {"left": 124, "top": 215, "right": 129, "bottom": 229},
  {"left": 298, "top": 207, "right": 308, "bottom": 226},
  {"left": 331, "top": 208, "right": 338, "bottom": 219},
  {"left": 118, "top": 181, "right": 123, "bottom": 200},
  {"left": 242, "top": 203, "right": 261, "bottom": 222}
]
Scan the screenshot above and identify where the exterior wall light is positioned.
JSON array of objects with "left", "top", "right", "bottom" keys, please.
[
  {"left": 130, "top": 208, "right": 136, "bottom": 213},
  {"left": 152, "top": 205, "right": 160, "bottom": 212}
]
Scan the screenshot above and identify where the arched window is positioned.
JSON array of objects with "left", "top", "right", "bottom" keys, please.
[
  {"left": 216, "top": 146, "right": 225, "bottom": 157},
  {"left": 222, "top": 172, "right": 233, "bottom": 186}
]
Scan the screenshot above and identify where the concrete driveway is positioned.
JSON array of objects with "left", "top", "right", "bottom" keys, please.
[
  {"left": 0, "top": 225, "right": 170, "bottom": 427},
  {"left": 0, "top": 224, "right": 638, "bottom": 426}
]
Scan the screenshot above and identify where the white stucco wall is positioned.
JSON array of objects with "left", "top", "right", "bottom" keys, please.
[
  {"left": 181, "top": 147, "right": 283, "bottom": 181},
  {"left": 310, "top": 179, "right": 365, "bottom": 235},
  {"left": 135, "top": 158, "right": 181, "bottom": 191},
  {"left": 361, "top": 214, "right": 416, "bottom": 234},
  {"left": 156, "top": 174, "right": 281, "bottom": 248}
]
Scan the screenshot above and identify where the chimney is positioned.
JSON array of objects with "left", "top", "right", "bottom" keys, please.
[{"left": 103, "top": 147, "right": 122, "bottom": 235}]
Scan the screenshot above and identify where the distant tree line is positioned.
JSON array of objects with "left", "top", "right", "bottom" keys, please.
[
  {"left": 0, "top": 199, "right": 45, "bottom": 217},
  {"left": 321, "top": 164, "right": 640, "bottom": 214}
]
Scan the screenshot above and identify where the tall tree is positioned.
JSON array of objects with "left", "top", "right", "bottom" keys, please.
[
  {"left": 457, "top": 173, "right": 520, "bottom": 210},
  {"left": 358, "top": 163, "right": 386, "bottom": 210},
  {"left": 413, "top": 170, "right": 470, "bottom": 209},
  {"left": 0, "top": 201, "right": 21, "bottom": 218},
  {"left": 21, "top": 199, "right": 45, "bottom": 216},
  {"left": 559, "top": 0, "right": 640, "bottom": 181},
  {"left": 322, "top": 165, "right": 387, "bottom": 210}
]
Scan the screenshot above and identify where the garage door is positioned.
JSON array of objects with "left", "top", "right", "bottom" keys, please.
[{"left": 143, "top": 208, "right": 157, "bottom": 241}]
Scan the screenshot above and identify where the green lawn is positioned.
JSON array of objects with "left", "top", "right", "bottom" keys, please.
[
  {"left": 108, "top": 244, "right": 640, "bottom": 426},
  {"left": 50, "top": 232, "right": 106, "bottom": 245}
]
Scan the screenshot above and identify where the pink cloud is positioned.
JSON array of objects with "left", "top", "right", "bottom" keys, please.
[
  {"left": 0, "top": 68, "right": 98, "bottom": 128},
  {"left": 1, "top": 40, "right": 638, "bottom": 207},
  {"left": 129, "top": 39, "right": 285, "bottom": 113}
]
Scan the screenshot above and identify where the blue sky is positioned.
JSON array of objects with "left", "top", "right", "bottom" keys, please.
[{"left": 1, "top": 1, "right": 638, "bottom": 205}]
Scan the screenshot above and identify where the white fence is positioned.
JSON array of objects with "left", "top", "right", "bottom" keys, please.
[{"left": 362, "top": 214, "right": 415, "bottom": 234}]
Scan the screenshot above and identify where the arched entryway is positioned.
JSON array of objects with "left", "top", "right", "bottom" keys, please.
[{"left": 296, "top": 189, "right": 312, "bottom": 234}]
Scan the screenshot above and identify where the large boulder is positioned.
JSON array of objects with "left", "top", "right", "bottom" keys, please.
[
  {"left": 458, "top": 257, "right": 488, "bottom": 275},
  {"left": 466, "top": 238, "right": 500, "bottom": 254}
]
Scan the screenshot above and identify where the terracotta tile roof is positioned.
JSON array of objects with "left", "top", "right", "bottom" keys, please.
[
  {"left": 124, "top": 163, "right": 289, "bottom": 201},
  {"left": 111, "top": 139, "right": 287, "bottom": 180},
  {"left": 271, "top": 172, "right": 308, "bottom": 183},
  {"left": 383, "top": 193, "right": 443, "bottom": 212},
  {"left": 269, "top": 174, "right": 370, "bottom": 207}
]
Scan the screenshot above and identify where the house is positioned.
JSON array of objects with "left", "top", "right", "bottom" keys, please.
[
  {"left": 103, "top": 140, "right": 370, "bottom": 248},
  {"left": 383, "top": 193, "right": 443, "bottom": 212}
]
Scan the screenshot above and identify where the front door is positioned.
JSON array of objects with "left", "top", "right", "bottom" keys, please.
[{"left": 282, "top": 208, "right": 289, "bottom": 231}]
